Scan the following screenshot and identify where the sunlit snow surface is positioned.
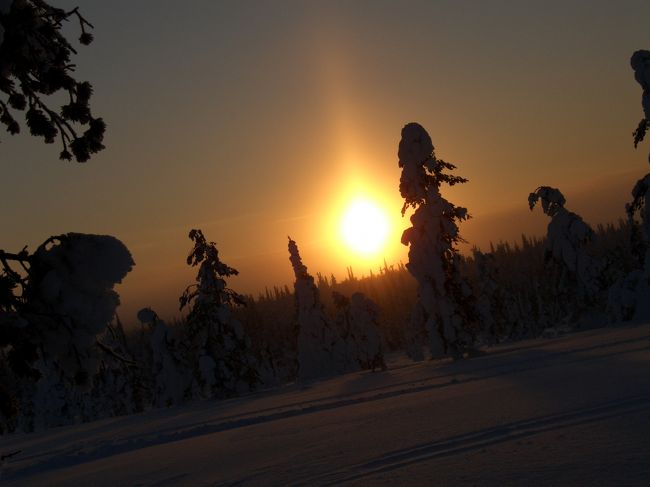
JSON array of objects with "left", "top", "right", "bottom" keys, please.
[{"left": 2, "top": 324, "right": 650, "bottom": 486}]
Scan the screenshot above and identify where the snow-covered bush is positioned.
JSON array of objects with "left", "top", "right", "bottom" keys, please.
[
  {"left": 137, "top": 308, "right": 188, "bottom": 407},
  {"left": 288, "top": 237, "right": 348, "bottom": 380},
  {"left": 0, "top": 1, "right": 105, "bottom": 161},
  {"left": 471, "top": 250, "right": 520, "bottom": 343},
  {"left": 92, "top": 317, "right": 142, "bottom": 419},
  {"left": 398, "top": 122, "right": 477, "bottom": 360},
  {"left": 606, "top": 270, "right": 646, "bottom": 322},
  {"left": 235, "top": 286, "right": 298, "bottom": 385},
  {"left": 528, "top": 186, "right": 603, "bottom": 304},
  {"left": 179, "top": 229, "right": 257, "bottom": 397},
  {"left": 473, "top": 238, "right": 553, "bottom": 338},
  {"left": 332, "top": 291, "right": 386, "bottom": 371}
]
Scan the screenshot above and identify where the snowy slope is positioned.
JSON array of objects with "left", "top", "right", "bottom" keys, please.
[{"left": 2, "top": 324, "right": 650, "bottom": 486}]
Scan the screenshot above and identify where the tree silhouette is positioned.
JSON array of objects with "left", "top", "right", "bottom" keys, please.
[
  {"left": 0, "top": 233, "right": 133, "bottom": 430},
  {"left": 398, "top": 122, "right": 477, "bottom": 359},
  {"left": 0, "top": 0, "right": 104, "bottom": 162},
  {"left": 288, "top": 237, "right": 348, "bottom": 379},
  {"left": 180, "top": 229, "right": 257, "bottom": 396},
  {"left": 528, "top": 186, "right": 602, "bottom": 308},
  {"left": 610, "top": 50, "right": 650, "bottom": 323}
]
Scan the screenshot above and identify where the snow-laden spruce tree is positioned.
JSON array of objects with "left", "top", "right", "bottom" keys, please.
[
  {"left": 528, "top": 187, "right": 603, "bottom": 310},
  {"left": 626, "top": 175, "right": 650, "bottom": 270},
  {"left": 0, "top": 233, "right": 133, "bottom": 430},
  {"left": 622, "top": 175, "right": 650, "bottom": 322},
  {"left": 0, "top": 1, "right": 105, "bottom": 161},
  {"left": 629, "top": 50, "right": 650, "bottom": 272},
  {"left": 398, "top": 122, "right": 477, "bottom": 360},
  {"left": 610, "top": 50, "right": 650, "bottom": 321},
  {"left": 179, "top": 229, "right": 257, "bottom": 397},
  {"left": 631, "top": 50, "right": 650, "bottom": 160},
  {"left": 332, "top": 291, "right": 386, "bottom": 371},
  {"left": 137, "top": 308, "right": 188, "bottom": 407},
  {"left": 288, "top": 237, "right": 348, "bottom": 380}
]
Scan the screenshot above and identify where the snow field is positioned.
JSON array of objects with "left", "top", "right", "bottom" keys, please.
[{"left": 1, "top": 323, "right": 649, "bottom": 486}]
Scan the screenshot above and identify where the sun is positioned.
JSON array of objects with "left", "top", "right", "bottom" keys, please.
[{"left": 340, "top": 198, "right": 390, "bottom": 255}]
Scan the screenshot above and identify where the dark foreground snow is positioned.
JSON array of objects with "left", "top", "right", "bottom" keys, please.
[{"left": 2, "top": 324, "right": 650, "bottom": 486}]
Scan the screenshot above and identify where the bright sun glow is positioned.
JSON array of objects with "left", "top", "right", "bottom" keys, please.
[{"left": 340, "top": 199, "right": 390, "bottom": 255}]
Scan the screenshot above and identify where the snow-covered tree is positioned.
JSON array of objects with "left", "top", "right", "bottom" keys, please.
[
  {"left": 611, "top": 52, "right": 650, "bottom": 321},
  {"left": 606, "top": 269, "right": 646, "bottom": 322},
  {"left": 398, "top": 122, "right": 477, "bottom": 360},
  {"left": 92, "top": 316, "right": 142, "bottom": 418},
  {"left": 0, "top": 233, "right": 133, "bottom": 430},
  {"left": 629, "top": 51, "right": 650, "bottom": 274},
  {"left": 179, "top": 229, "right": 257, "bottom": 397},
  {"left": 626, "top": 175, "right": 650, "bottom": 274},
  {"left": 288, "top": 237, "right": 348, "bottom": 380},
  {"left": 237, "top": 288, "right": 298, "bottom": 386},
  {"left": 607, "top": 50, "right": 650, "bottom": 322},
  {"left": 0, "top": 1, "right": 105, "bottom": 161},
  {"left": 0, "top": 348, "right": 19, "bottom": 433},
  {"left": 332, "top": 291, "right": 386, "bottom": 371},
  {"left": 630, "top": 50, "right": 650, "bottom": 159},
  {"left": 471, "top": 249, "right": 521, "bottom": 343},
  {"left": 137, "top": 308, "right": 188, "bottom": 407},
  {"left": 626, "top": 51, "right": 650, "bottom": 276},
  {"left": 528, "top": 186, "right": 603, "bottom": 305}
]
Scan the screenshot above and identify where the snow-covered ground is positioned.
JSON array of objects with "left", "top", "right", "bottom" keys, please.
[{"left": 2, "top": 323, "right": 650, "bottom": 486}]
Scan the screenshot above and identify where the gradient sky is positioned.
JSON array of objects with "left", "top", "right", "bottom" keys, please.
[{"left": 2, "top": 0, "right": 650, "bottom": 322}]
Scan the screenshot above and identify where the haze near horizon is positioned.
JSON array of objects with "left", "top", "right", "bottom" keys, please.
[{"left": 2, "top": 0, "right": 649, "bottom": 322}]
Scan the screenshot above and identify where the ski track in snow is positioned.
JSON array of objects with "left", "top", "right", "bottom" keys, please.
[
  {"left": 2, "top": 324, "right": 650, "bottom": 485},
  {"left": 296, "top": 393, "right": 650, "bottom": 486}
]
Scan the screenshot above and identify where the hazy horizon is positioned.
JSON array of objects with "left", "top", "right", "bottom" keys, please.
[{"left": 113, "top": 166, "right": 641, "bottom": 324}]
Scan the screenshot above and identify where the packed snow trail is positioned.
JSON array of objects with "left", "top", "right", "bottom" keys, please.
[{"left": 1, "top": 324, "right": 650, "bottom": 486}]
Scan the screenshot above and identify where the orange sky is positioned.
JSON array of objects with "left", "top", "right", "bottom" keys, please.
[{"left": 2, "top": 1, "right": 650, "bottom": 323}]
